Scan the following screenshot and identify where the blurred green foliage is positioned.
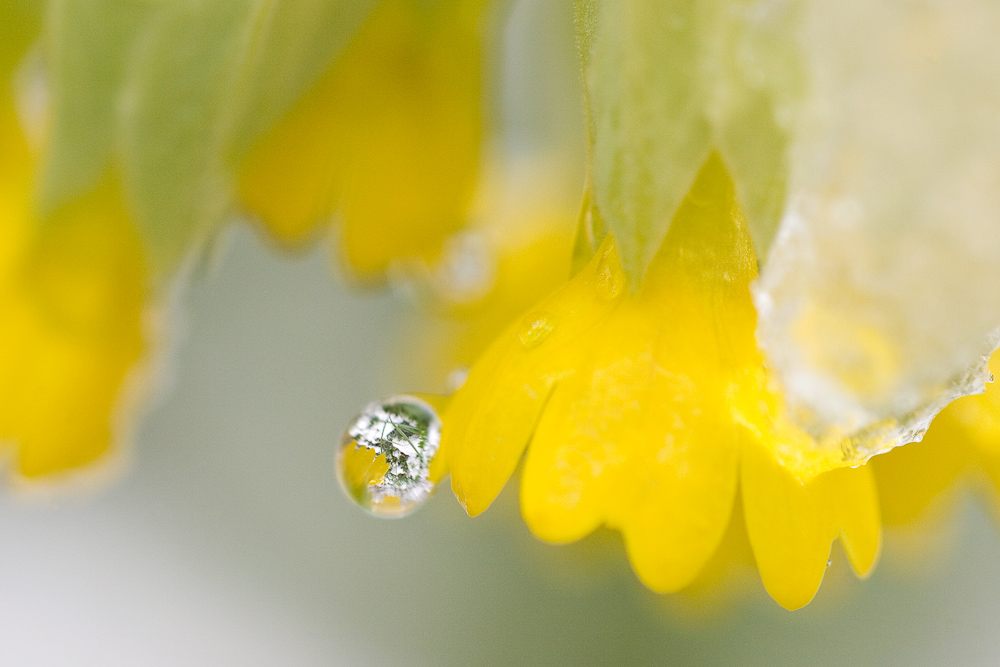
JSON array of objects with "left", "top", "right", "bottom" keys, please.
[
  {"left": 577, "top": 0, "right": 799, "bottom": 284},
  {"left": 40, "top": 0, "right": 375, "bottom": 278}
]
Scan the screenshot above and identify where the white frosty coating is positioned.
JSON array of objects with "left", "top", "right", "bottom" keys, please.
[
  {"left": 338, "top": 396, "right": 441, "bottom": 518},
  {"left": 754, "top": 0, "right": 1000, "bottom": 444}
]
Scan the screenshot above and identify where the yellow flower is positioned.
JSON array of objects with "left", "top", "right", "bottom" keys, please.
[
  {"left": 0, "top": 0, "right": 492, "bottom": 483},
  {"left": 238, "top": 0, "right": 486, "bottom": 282},
  {"left": 0, "top": 39, "right": 149, "bottom": 480},
  {"left": 436, "top": 154, "right": 880, "bottom": 610},
  {"left": 0, "top": 0, "right": 494, "bottom": 483}
]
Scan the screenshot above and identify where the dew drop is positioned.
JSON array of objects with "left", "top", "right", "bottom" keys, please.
[
  {"left": 518, "top": 311, "right": 556, "bottom": 348},
  {"left": 337, "top": 395, "right": 442, "bottom": 518},
  {"left": 595, "top": 249, "right": 624, "bottom": 299},
  {"left": 446, "top": 366, "right": 470, "bottom": 393},
  {"left": 432, "top": 230, "right": 495, "bottom": 305}
]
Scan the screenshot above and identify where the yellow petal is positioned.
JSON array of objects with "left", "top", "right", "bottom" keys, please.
[
  {"left": 239, "top": 0, "right": 485, "bottom": 280},
  {"left": 828, "top": 465, "right": 881, "bottom": 578},
  {"left": 665, "top": 498, "right": 758, "bottom": 619},
  {"left": 944, "top": 351, "right": 1000, "bottom": 456},
  {"left": 620, "top": 155, "right": 755, "bottom": 592},
  {"left": 0, "top": 176, "right": 147, "bottom": 478},
  {"left": 443, "top": 241, "right": 622, "bottom": 515},
  {"left": 743, "top": 441, "right": 881, "bottom": 610},
  {"left": 0, "top": 103, "right": 30, "bottom": 269},
  {"left": 616, "top": 414, "right": 739, "bottom": 592},
  {"left": 522, "top": 154, "right": 752, "bottom": 590},
  {"left": 876, "top": 350, "right": 994, "bottom": 523},
  {"left": 872, "top": 417, "right": 970, "bottom": 529},
  {"left": 741, "top": 441, "right": 835, "bottom": 610},
  {"left": 0, "top": 95, "right": 147, "bottom": 479},
  {"left": 520, "top": 377, "right": 607, "bottom": 544}
]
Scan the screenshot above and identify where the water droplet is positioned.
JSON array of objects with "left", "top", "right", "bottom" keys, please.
[
  {"left": 595, "top": 248, "right": 624, "bottom": 299},
  {"left": 337, "top": 395, "right": 442, "bottom": 518},
  {"left": 446, "top": 366, "right": 470, "bottom": 393},
  {"left": 826, "top": 559, "right": 832, "bottom": 568},
  {"left": 519, "top": 311, "right": 555, "bottom": 348},
  {"left": 432, "top": 230, "right": 495, "bottom": 305}
]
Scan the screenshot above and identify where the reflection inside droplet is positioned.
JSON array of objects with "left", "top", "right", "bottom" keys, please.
[{"left": 337, "top": 395, "right": 442, "bottom": 518}]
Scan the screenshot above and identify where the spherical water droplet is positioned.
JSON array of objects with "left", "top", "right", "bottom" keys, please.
[
  {"left": 518, "top": 311, "right": 556, "bottom": 348},
  {"left": 337, "top": 395, "right": 442, "bottom": 518}
]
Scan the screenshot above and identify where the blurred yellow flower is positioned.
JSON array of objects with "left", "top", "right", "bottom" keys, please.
[
  {"left": 0, "top": 77, "right": 148, "bottom": 480},
  {"left": 0, "top": 0, "right": 492, "bottom": 481},
  {"left": 239, "top": 0, "right": 486, "bottom": 282}
]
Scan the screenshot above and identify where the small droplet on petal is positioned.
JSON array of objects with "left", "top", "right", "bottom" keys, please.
[
  {"left": 518, "top": 311, "right": 556, "bottom": 348},
  {"left": 595, "top": 248, "right": 624, "bottom": 299},
  {"left": 337, "top": 395, "right": 442, "bottom": 518}
]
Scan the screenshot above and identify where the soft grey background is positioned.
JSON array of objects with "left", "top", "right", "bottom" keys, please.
[{"left": 0, "top": 227, "right": 999, "bottom": 666}]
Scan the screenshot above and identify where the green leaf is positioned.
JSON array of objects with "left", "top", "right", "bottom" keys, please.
[
  {"left": 707, "top": 1, "right": 801, "bottom": 260},
  {"left": 40, "top": 0, "right": 150, "bottom": 208},
  {"left": 577, "top": 0, "right": 712, "bottom": 286},
  {"left": 575, "top": 0, "right": 799, "bottom": 283},
  {"left": 1, "top": 0, "right": 44, "bottom": 88},
  {"left": 226, "top": 0, "right": 378, "bottom": 155},
  {"left": 118, "top": 0, "right": 263, "bottom": 278},
  {"left": 122, "top": 0, "right": 375, "bottom": 277}
]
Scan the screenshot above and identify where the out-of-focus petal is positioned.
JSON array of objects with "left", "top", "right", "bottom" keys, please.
[
  {"left": 0, "top": 98, "right": 148, "bottom": 479},
  {"left": 239, "top": 0, "right": 486, "bottom": 281}
]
